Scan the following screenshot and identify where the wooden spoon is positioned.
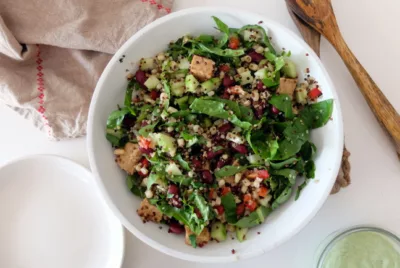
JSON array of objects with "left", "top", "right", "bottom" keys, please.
[{"left": 286, "top": 0, "right": 400, "bottom": 156}]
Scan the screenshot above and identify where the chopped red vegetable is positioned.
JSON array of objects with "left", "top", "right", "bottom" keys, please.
[
  {"left": 228, "top": 36, "right": 240, "bottom": 49},
  {"left": 308, "top": 87, "right": 322, "bottom": 100}
]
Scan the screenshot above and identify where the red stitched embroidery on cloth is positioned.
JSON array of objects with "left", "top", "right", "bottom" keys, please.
[
  {"left": 36, "top": 44, "right": 51, "bottom": 135},
  {"left": 141, "top": 0, "right": 171, "bottom": 13}
]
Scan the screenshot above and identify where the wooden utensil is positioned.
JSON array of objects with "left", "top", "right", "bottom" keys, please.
[{"left": 286, "top": 0, "right": 400, "bottom": 156}]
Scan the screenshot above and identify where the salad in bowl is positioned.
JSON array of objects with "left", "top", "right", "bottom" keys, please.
[{"left": 105, "top": 16, "right": 333, "bottom": 248}]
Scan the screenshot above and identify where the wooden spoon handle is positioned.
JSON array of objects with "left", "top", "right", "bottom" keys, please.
[{"left": 326, "top": 30, "right": 400, "bottom": 153}]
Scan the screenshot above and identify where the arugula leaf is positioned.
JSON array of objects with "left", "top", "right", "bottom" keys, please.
[
  {"left": 305, "top": 160, "right": 316, "bottom": 179},
  {"left": 300, "top": 141, "right": 317, "bottom": 161},
  {"left": 106, "top": 128, "right": 128, "bottom": 147},
  {"left": 246, "top": 130, "right": 279, "bottom": 160},
  {"left": 212, "top": 16, "right": 229, "bottom": 48},
  {"left": 235, "top": 206, "right": 271, "bottom": 228},
  {"left": 197, "top": 43, "right": 245, "bottom": 57},
  {"left": 162, "top": 80, "right": 171, "bottom": 109},
  {"left": 271, "top": 169, "right": 298, "bottom": 185},
  {"left": 196, "top": 34, "right": 214, "bottom": 44},
  {"left": 215, "top": 165, "right": 248, "bottom": 178},
  {"left": 295, "top": 179, "right": 309, "bottom": 200},
  {"left": 221, "top": 192, "right": 237, "bottom": 224},
  {"left": 106, "top": 107, "right": 131, "bottom": 128},
  {"left": 271, "top": 186, "right": 292, "bottom": 210},
  {"left": 189, "top": 234, "right": 197, "bottom": 248},
  {"left": 126, "top": 175, "right": 145, "bottom": 198},
  {"left": 146, "top": 172, "right": 160, "bottom": 190},
  {"left": 168, "top": 175, "right": 192, "bottom": 186},
  {"left": 125, "top": 81, "right": 140, "bottom": 107},
  {"left": 190, "top": 99, "right": 252, "bottom": 130},
  {"left": 269, "top": 158, "right": 298, "bottom": 169},
  {"left": 193, "top": 193, "right": 211, "bottom": 222},
  {"left": 136, "top": 104, "right": 152, "bottom": 123},
  {"left": 269, "top": 94, "right": 294, "bottom": 119},
  {"left": 138, "top": 121, "right": 158, "bottom": 137},
  {"left": 174, "top": 154, "right": 191, "bottom": 171},
  {"left": 180, "top": 132, "right": 206, "bottom": 147},
  {"left": 300, "top": 99, "right": 334, "bottom": 129}
]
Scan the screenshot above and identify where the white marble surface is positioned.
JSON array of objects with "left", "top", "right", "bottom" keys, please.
[{"left": 0, "top": 0, "right": 399, "bottom": 267}]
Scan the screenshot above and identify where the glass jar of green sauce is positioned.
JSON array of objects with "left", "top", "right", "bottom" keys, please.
[{"left": 316, "top": 226, "right": 400, "bottom": 268}]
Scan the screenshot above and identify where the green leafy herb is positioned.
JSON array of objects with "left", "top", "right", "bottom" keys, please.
[
  {"left": 189, "top": 234, "right": 197, "bottom": 248},
  {"left": 221, "top": 192, "right": 237, "bottom": 224},
  {"left": 305, "top": 160, "right": 316, "bottom": 179},
  {"left": 235, "top": 206, "right": 271, "bottom": 228},
  {"left": 271, "top": 169, "right": 297, "bottom": 185},
  {"left": 197, "top": 43, "right": 245, "bottom": 57},
  {"left": 269, "top": 94, "right": 294, "bottom": 119},
  {"left": 138, "top": 121, "right": 158, "bottom": 137},
  {"left": 168, "top": 175, "right": 192, "bottom": 186},
  {"left": 269, "top": 158, "right": 298, "bottom": 169},
  {"left": 106, "top": 107, "right": 130, "bottom": 129},
  {"left": 193, "top": 193, "right": 211, "bottom": 222},
  {"left": 126, "top": 175, "right": 145, "bottom": 198},
  {"left": 146, "top": 172, "right": 160, "bottom": 190},
  {"left": 300, "top": 99, "right": 334, "bottom": 129},
  {"left": 174, "top": 154, "right": 191, "bottom": 171},
  {"left": 215, "top": 165, "right": 248, "bottom": 178},
  {"left": 271, "top": 186, "right": 292, "bottom": 209},
  {"left": 212, "top": 16, "right": 229, "bottom": 48}
]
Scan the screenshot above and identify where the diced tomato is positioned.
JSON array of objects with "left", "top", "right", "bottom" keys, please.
[
  {"left": 243, "top": 193, "right": 252, "bottom": 202},
  {"left": 308, "top": 87, "right": 322, "bottom": 100},
  {"left": 214, "top": 205, "right": 225, "bottom": 215},
  {"left": 150, "top": 90, "right": 160, "bottom": 100},
  {"left": 258, "top": 186, "right": 269, "bottom": 197},
  {"left": 257, "top": 170, "right": 270, "bottom": 179},
  {"left": 219, "top": 64, "right": 230, "bottom": 72},
  {"left": 236, "top": 203, "right": 245, "bottom": 216},
  {"left": 221, "top": 187, "right": 231, "bottom": 196},
  {"left": 228, "top": 36, "right": 240, "bottom": 49},
  {"left": 246, "top": 199, "right": 257, "bottom": 212},
  {"left": 208, "top": 188, "right": 215, "bottom": 200},
  {"left": 138, "top": 136, "right": 152, "bottom": 149},
  {"left": 141, "top": 158, "right": 149, "bottom": 168}
]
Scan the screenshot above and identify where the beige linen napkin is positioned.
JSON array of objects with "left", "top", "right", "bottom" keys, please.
[{"left": 0, "top": 0, "right": 173, "bottom": 139}]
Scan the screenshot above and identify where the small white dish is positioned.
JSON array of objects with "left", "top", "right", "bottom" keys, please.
[{"left": 0, "top": 155, "right": 124, "bottom": 268}]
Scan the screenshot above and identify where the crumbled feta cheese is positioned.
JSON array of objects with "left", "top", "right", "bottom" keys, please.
[
  {"left": 234, "top": 196, "right": 241, "bottom": 203},
  {"left": 214, "top": 119, "right": 224, "bottom": 126},
  {"left": 156, "top": 83, "right": 163, "bottom": 90},
  {"left": 243, "top": 100, "right": 251, "bottom": 106},
  {"left": 140, "top": 167, "right": 148, "bottom": 175},
  {"left": 215, "top": 197, "right": 221, "bottom": 205},
  {"left": 218, "top": 179, "right": 225, "bottom": 187},
  {"left": 242, "top": 179, "right": 251, "bottom": 187},
  {"left": 145, "top": 189, "right": 154, "bottom": 198},
  {"left": 236, "top": 67, "right": 246, "bottom": 74},
  {"left": 252, "top": 90, "right": 260, "bottom": 101},
  {"left": 177, "top": 138, "right": 185, "bottom": 147},
  {"left": 241, "top": 185, "right": 248, "bottom": 193},
  {"left": 143, "top": 94, "right": 155, "bottom": 104},
  {"left": 167, "top": 126, "right": 174, "bottom": 133},
  {"left": 222, "top": 154, "right": 229, "bottom": 160},
  {"left": 252, "top": 191, "right": 259, "bottom": 200},
  {"left": 207, "top": 90, "right": 215, "bottom": 96},
  {"left": 206, "top": 140, "right": 212, "bottom": 148},
  {"left": 235, "top": 173, "right": 242, "bottom": 184},
  {"left": 141, "top": 177, "right": 148, "bottom": 187},
  {"left": 188, "top": 171, "right": 194, "bottom": 178},
  {"left": 253, "top": 177, "right": 263, "bottom": 188},
  {"left": 226, "top": 132, "right": 245, "bottom": 144}
]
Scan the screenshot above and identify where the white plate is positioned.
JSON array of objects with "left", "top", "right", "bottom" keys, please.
[{"left": 0, "top": 155, "right": 124, "bottom": 268}]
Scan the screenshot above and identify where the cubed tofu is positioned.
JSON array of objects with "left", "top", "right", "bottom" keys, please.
[
  {"left": 185, "top": 226, "right": 211, "bottom": 247},
  {"left": 137, "top": 198, "right": 163, "bottom": 223},
  {"left": 277, "top": 78, "right": 297, "bottom": 99},
  {"left": 190, "top": 55, "right": 215, "bottom": 82},
  {"left": 115, "top": 142, "right": 142, "bottom": 175}
]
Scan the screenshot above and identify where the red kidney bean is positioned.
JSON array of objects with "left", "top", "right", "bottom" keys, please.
[
  {"left": 256, "top": 81, "right": 267, "bottom": 91},
  {"left": 216, "top": 158, "right": 228, "bottom": 169},
  {"left": 206, "top": 149, "right": 224, "bottom": 160},
  {"left": 218, "top": 123, "right": 233, "bottom": 133},
  {"left": 271, "top": 106, "right": 280, "bottom": 114},
  {"left": 171, "top": 197, "right": 182, "bottom": 208},
  {"left": 150, "top": 90, "right": 160, "bottom": 100},
  {"left": 223, "top": 75, "right": 235, "bottom": 87},
  {"left": 122, "top": 116, "right": 136, "bottom": 128},
  {"left": 231, "top": 143, "right": 248, "bottom": 154},
  {"left": 135, "top": 70, "right": 147, "bottom": 85},
  {"left": 248, "top": 51, "right": 265, "bottom": 63},
  {"left": 214, "top": 205, "right": 224, "bottom": 215},
  {"left": 194, "top": 208, "right": 202, "bottom": 219},
  {"left": 139, "top": 147, "right": 154, "bottom": 155},
  {"left": 168, "top": 222, "right": 184, "bottom": 234},
  {"left": 167, "top": 184, "right": 179, "bottom": 196},
  {"left": 254, "top": 106, "right": 264, "bottom": 119},
  {"left": 221, "top": 88, "right": 230, "bottom": 99},
  {"left": 192, "top": 159, "right": 203, "bottom": 170},
  {"left": 201, "top": 170, "right": 214, "bottom": 184}
]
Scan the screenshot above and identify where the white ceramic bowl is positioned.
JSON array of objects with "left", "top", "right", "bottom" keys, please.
[{"left": 87, "top": 7, "right": 344, "bottom": 263}]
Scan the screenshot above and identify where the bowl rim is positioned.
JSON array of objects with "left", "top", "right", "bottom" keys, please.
[{"left": 87, "top": 6, "right": 344, "bottom": 263}]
